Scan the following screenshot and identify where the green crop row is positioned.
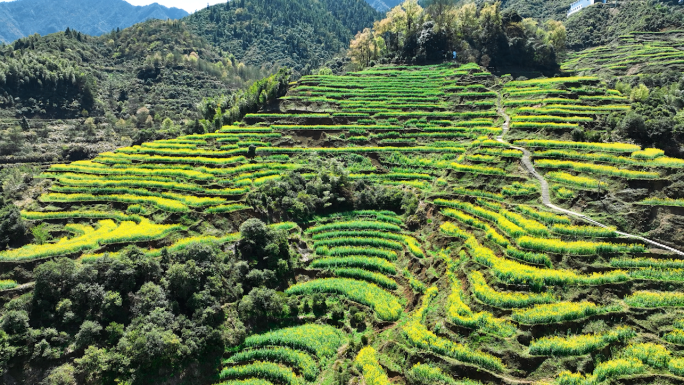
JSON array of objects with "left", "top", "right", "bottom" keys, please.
[
  {"left": 506, "top": 77, "right": 599, "bottom": 87},
  {"left": 406, "top": 364, "right": 472, "bottom": 385},
  {"left": 373, "top": 111, "right": 498, "bottom": 119},
  {"left": 515, "top": 205, "right": 572, "bottom": 225},
  {"left": 50, "top": 186, "right": 229, "bottom": 207},
  {"left": 0, "top": 219, "right": 184, "bottom": 262},
  {"left": 611, "top": 257, "right": 684, "bottom": 269},
  {"left": 21, "top": 210, "right": 142, "bottom": 223},
  {"left": 557, "top": 358, "right": 644, "bottom": 385},
  {"left": 332, "top": 267, "right": 397, "bottom": 290},
  {"left": 205, "top": 204, "right": 251, "bottom": 214},
  {"left": 625, "top": 291, "right": 684, "bottom": 308},
  {"left": 535, "top": 159, "right": 659, "bottom": 179},
  {"left": 545, "top": 171, "right": 600, "bottom": 189},
  {"left": 551, "top": 224, "right": 617, "bottom": 238},
  {"left": 511, "top": 122, "right": 581, "bottom": 130},
  {"left": 272, "top": 125, "right": 401, "bottom": 130},
  {"left": 378, "top": 138, "right": 416, "bottom": 146},
  {"left": 348, "top": 172, "right": 432, "bottom": 181},
  {"left": 243, "top": 324, "right": 343, "bottom": 358},
  {"left": 306, "top": 220, "right": 401, "bottom": 234},
  {"left": 141, "top": 142, "right": 198, "bottom": 149},
  {"left": 530, "top": 326, "right": 634, "bottom": 356},
  {"left": 505, "top": 246, "right": 552, "bottom": 267},
  {"left": 469, "top": 270, "right": 556, "bottom": 308},
  {"left": 477, "top": 148, "right": 523, "bottom": 158},
  {"left": 500, "top": 209, "right": 549, "bottom": 236},
  {"left": 313, "top": 237, "right": 404, "bottom": 251},
  {"left": 453, "top": 187, "right": 505, "bottom": 201},
  {"left": 96, "top": 152, "right": 249, "bottom": 167},
  {"left": 512, "top": 301, "right": 606, "bottom": 324},
  {"left": 512, "top": 115, "right": 593, "bottom": 123},
  {"left": 461, "top": 228, "right": 629, "bottom": 286},
  {"left": 316, "top": 246, "right": 398, "bottom": 261},
  {"left": 218, "top": 127, "right": 275, "bottom": 133},
  {"left": 0, "top": 280, "right": 18, "bottom": 291},
  {"left": 41, "top": 192, "right": 190, "bottom": 213},
  {"left": 55, "top": 175, "right": 248, "bottom": 197},
  {"left": 218, "top": 362, "right": 298, "bottom": 385},
  {"left": 632, "top": 148, "right": 664, "bottom": 159},
  {"left": 502, "top": 182, "right": 538, "bottom": 197},
  {"left": 48, "top": 160, "right": 215, "bottom": 181},
  {"left": 224, "top": 347, "right": 318, "bottom": 381},
  {"left": 403, "top": 287, "right": 506, "bottom": 372},
  {"left": 639, "top": 197, "right": 684, "bottom": 207},
  {"left": 311, "top": 256, "right": 396, "bottom": 275},
  {"left": 533, "top": 149, "right": 684, "bottom": 168},
  {"left": 355, "top": 347, "right": 391, "bottom": 385},
  {"left": 435, "top": 199, "right": 526, "bottom": 238},
  {"left": 310, "top": 230, "right": 402, "bottom": 242},
  {"left": 286, "top": 278, "right": 402, "bottom": 321},
  {"left": 628, "top": 268, "right": 684, "bottom": 282},
  {"left": 451, "top": 162, "right": 506, "bottom": 176},
  {"left": 517, "top": 235, "right": 644, "bottom": 255},
  {"left": 516, "top": 139, "right": 640, "bottom": 153},
  {"left": 119, "top": 146, "right": 247, "bottom": 158},
  {"left": 244, "top": 113, "right": 331, "bottom": 119},
  {"left": 441, "top": 210, "right": 509, "bottom": 246},
  {"left": 440, "top": 250, "right": 516, "bottom": 338},
  {"left": 258, "top": 146, "right": 465, "bottom": 155}
]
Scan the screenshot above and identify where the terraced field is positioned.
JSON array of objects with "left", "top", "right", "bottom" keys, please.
[
  {"left": 6, "top": 64, "right": 684, "bottom": 385},
  {"left": 563, "top": 30, "right": 684, "bottom": 76}
]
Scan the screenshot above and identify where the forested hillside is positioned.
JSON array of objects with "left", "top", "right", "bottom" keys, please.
[
  {"left": 565, "top": 0, "right": 684, "bottom": 49},
  {"left": 0, "top": 0, "right": 188, "bottom": 43},
  {"left": 498, "top": 0, "right": 576, "bottom": 20},
  {"left": 185, "top": 0, "right": 381, "bottom": 74},
  {"left": 0, "top": 19, "right": 266, "bottom": 165}
]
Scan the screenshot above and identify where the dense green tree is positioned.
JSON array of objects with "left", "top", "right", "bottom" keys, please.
[
  {"left": 43, "top": 363, "right": 77, "bottom": 385},
  {"left": 353, "top": 179, "right": 418, "bottom": 215},
  {"left": 237, "top": 288, "right": 285, "bottom": 328},
  {"left": 247, "top": 157, "right": 351, "bottom": 221},
  {"left": 353, "top": 0, "right": 561, "bottom": 70},
  {"left": 0, "top": 196, "right": 25, "bottom": 249},
  {"left": 197, "top": 68, "right": 291, "bottom": 131},
  {"left": 0, "top": 240, "right": 267, "bottom": 384},
  {"left": 74, "top": 321, "right": 102, "bottom": 350},
  {"left": 619, "top": 112, "right": 648, "bottom": 142}
]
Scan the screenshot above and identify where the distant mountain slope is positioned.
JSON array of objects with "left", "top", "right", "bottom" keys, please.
[
  {"left": 565, "top": 0, "right": 684, "bottom": 49},
  {"left": 498, "top": 0, "right": 576, "bottom": 20},
  {"left": 0, "top": 19, "right": 266, "bottom": 163},
  {"left": 365, "top": 0, "right": 403, "bottom": 12},
  {"left": 185, "top": 0, "right": 381, "bottom": 74},
  {"left": 0, "top": 0, "right": 188, "bottom": 43}
]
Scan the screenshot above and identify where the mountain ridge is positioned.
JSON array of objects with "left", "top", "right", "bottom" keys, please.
[
  {"left": 0, "top": 0, "right": 188, "bottom": 43},
  {"left": 185, "top": 0, "right": 381, "bottom": 74}
]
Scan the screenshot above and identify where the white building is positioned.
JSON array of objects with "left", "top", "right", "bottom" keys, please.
[{"left": 567, "top": 0, "right": 606, "bottom": 17}]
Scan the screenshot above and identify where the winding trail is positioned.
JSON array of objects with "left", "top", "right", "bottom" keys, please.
[{"left": 494, "top": 93, "right": 684, "bottom": 256}]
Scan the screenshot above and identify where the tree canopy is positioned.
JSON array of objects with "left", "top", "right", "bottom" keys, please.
[{"left": 349, "top": 0, "right": 566, "bottom": 71}]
